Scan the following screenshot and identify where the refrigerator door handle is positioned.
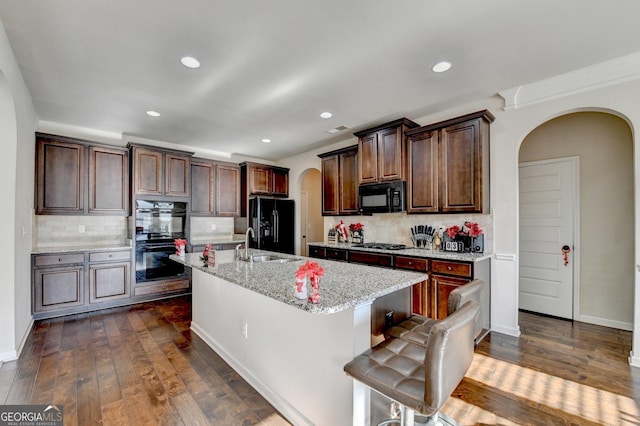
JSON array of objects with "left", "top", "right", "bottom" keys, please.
[{"left": 273, "top": 210, "right": 279, "bottom": 243}]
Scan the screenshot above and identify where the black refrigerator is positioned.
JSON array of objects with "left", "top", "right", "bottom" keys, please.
[{"left": 248, "top": 196, "right": 295, "bottom": 254}]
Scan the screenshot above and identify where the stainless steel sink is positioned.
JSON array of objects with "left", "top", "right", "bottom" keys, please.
[{"left": 242, "top": 254, "right": 298, "bottom": 263}]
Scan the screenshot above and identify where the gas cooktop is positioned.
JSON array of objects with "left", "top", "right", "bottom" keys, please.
[{"left": 351, "top": 242, "right": 407, "bottom": 250}]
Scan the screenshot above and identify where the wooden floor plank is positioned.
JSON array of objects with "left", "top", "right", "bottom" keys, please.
[{"left": 3, "top": 296, "right": 637, "bottom": 425}]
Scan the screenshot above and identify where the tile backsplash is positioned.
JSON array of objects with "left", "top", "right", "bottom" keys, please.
[
  {"left": 323, "top": 212, "right": 493, "bottom": 252},
  {"left": 190, "top": 217, "right": 235, "bottom": 242},
  {"left": 34, "top": 215, "right": 128, "bottom": 248}
]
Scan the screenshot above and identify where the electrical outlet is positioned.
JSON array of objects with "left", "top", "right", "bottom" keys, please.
[
  {"left": 211, "top": 223, "right": 217, "bottom": 231},
  {"left": 79, "top": 225, "right": 85, "bottom": 233},
  {"left": 241, "top": 320, "right": 248, "bottom": 339}
]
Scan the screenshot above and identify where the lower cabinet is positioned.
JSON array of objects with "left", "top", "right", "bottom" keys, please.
[
  {"left": 308, "top": 245, "right": 487, "bottom": 322},
  {"left": 32, "top": 248, "right": 190, "bottom": 319}
]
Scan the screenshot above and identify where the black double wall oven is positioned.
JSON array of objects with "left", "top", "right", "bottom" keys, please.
[{"left": 134, "top": 200, "right": 188, "bottom": 283}]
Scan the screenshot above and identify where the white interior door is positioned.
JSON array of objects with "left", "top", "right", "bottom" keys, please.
[{"left": 519, "top": 157, "right": 577, "bottom": 319}]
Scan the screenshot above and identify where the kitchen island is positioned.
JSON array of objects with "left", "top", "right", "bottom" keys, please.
[{"left": 170, "top": 250, "right": 426, "bottom": 426}]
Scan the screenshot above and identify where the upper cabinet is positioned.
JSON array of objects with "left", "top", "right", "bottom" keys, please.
[
  {"left": 406, "top": 110, "right": 494, "bottom": 214},
  {"left": 35, "top": 133, "right": 129, "bottom": 215},
  {"left": 354, "top": 118, "right": 419, "bottom": 185},
  {"left": 241, "top": 162, "right": 289, "bottom": 197},
  {"left": 190, "top": 158, "right": 240, "bottom": 217},
  {"left": 129, "top": 144, "right": 193, "bottom": 199},
  {"left": 318, "top": 146, "right": 359, "bottom": 216}
]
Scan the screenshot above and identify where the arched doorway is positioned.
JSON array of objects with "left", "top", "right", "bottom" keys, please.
[
  {"left": 299, "top": 168, "right": 322, "bottom": 256},
  {"left": 518, "top": 111, "right": 634, "bottom": 330}
]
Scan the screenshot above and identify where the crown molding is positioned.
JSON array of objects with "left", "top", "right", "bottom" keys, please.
[{"left": 499, "top": 51, "right": 640, "bottom": 110}]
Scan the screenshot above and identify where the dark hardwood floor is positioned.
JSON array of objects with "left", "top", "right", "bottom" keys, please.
[{"left": 1, "top": 297, "right": 639, "bottom": 425}]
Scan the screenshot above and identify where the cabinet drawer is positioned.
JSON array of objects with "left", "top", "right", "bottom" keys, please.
[
  {"left": 431, "top": 260, "right": 472, "bottom": 277},
  {"left": 134, "top": 279, "right": 190, "bottom": 296},
  {"left": 349, "top": 251, "right": 393, "bottom": 268},
  {"left": 395, "top": 256, "right": 427, "bottom": 271},
  {"left": 89, "top": 250, "right": 131, "bottom": 262},
  {"left": 325, "top": 248, "right": 348, "bottom": 262},
  {"left": 309, "top": 246, "right": 326, "bottom": 259},
  {"left": 34, "top": 253, "right": 85, "bottom": 267}
]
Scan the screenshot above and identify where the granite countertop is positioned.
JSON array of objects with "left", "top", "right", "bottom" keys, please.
[
  {"left": 308, "top": 241, "right": 492, "bottom": 262},
  {"left": 170, "top": 250, "right": 426, "bottom": 315},
  {"left": 32, "top": 244, "right": 132, "bottom": 254}
]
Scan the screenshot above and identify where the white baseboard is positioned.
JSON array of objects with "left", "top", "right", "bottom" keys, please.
[
  {"left": 489, "top": 324, "right": 521, "bottom": 337},
  {"left": 190, "top": 322, "right": 313, "bottom": 426},
  {"left": 578, "top": 314, "right": 633, "bottom": 331},
  {"left": 629, "top": 351, "right": 640, "bottom": 368},
  {"left": 0, "top": 318, "right": 34, "bottom": 363}
]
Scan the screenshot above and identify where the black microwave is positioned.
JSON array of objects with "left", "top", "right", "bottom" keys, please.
[{"left": 358, "top": 181, "right": 406, "bottom": 214}]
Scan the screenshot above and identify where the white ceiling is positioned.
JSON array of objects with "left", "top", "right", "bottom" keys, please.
[{"left": 1, "top": 1, "right": 640, "bottom": 160}]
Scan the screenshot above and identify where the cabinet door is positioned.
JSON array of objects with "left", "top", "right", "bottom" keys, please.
[
  {"left": 377, "top": 126, "right": 404, "bottom": 182},
  {"left": 89, "top": 262, "right": 130, "bottom": 303},
  {"left": 432, "top": 274, "right": 470, "bottom": 319},
  {"left": 36, "top": 138, "right": 85, "bottom": 214},
  {"left": 339, "top": 149, "right": 359, "bottom": 214},
  {"left": 133, "top": 147, "right": 163, "bottom": 196},
  {"left": 272, "top": 168, "right": 289, "bottom": 197},
  {"left": 216, "top": 163, "right": 241, "bottom": 216},
  {"left": 439, "top": 118, "right": 482, "bottom": 212},
  {"left": 33, "top": 266, "right": 85, "bottom": 312},
  {"left": 407, "top": 129, "right": 439, "bottom": 213},
  {"left": 89, "top": 146, "right": 129, "bottom": 215},
  {"left": 308, "top": 245, "right": 326, "bottom": 259},
  {"left": 190, "top": 160, "right": 215, "bottom": 215},
  {"left": 358, "top": 132, "right": 378, "bottom": 184},
  {"left": 249, "top": 165, "right": 272, "bottom": 194},
  {"left": 165, "top": 154, "right": 190, "bottom": 197},
  {"left": 321, "top": 156, "right": 339, "bottom": 215}
]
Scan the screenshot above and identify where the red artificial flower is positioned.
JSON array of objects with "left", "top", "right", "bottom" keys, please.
[
  {"left": 349, "top": 222, "right": 364, "bottom": 232},
  {"left": 445, "top": 225, "right": 460, "bottom": 239},
  {"left": 464, "top": 221, "right": 483, "bottom": 237},
  {"left": 295, "top": 260, "right": 325, "bottom": 281}
]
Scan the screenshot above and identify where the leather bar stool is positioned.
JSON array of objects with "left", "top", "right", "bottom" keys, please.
[
  {"left": 387, "top": 279, "right": 485, "bottom": 347},
  {"left": 344, "top": 301, "right": 480, "bottom": 426}
]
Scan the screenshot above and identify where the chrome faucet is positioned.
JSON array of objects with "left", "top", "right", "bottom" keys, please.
[
  {"left": 235, "top": 243, "right": 243, "bottom": 260},
  {"left": 245, "top": 227, "right": 255, "bottom": 260}
]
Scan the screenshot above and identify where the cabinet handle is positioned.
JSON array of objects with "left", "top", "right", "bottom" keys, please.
[
  {"left": 408, "top": 261, "right": 413, "bottom": 265},
  {"left": 447, "top": 266, "right": 452, "bottom": 271},
  {"left": 58, "top": 258, "right": 63, "bottom": 262}
]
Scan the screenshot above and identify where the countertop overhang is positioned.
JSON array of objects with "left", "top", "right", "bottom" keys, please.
[{"left": 170, "top": 251, "right": 426, "bottom": 315}]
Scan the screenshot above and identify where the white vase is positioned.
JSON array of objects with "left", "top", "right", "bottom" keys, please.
[{"left": 294, "top": 277, "right": 308, "bottom": 300}]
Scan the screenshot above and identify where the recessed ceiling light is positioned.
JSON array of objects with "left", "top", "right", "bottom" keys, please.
[
  {"left": 261, "top": 138, "right": 272, "bottom": 143},
  {"left": 432, "top": 61, "right": 452, "bottom": 73},
  {"left": 180, "top": 56, "right": 201, "bottom": 69},
  {"left": 146, "top": 110, "right": 160, "bottom": 117},
  {"left": 320, "top": 112, "right": 332, "bottom": 119}
]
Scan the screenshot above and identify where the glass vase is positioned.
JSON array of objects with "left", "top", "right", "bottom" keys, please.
[
  {"left": 294, "top": 277, "right": 308, "bottom": 300},
  {"left": 308, "top": 276, "right": 321, "bottom": 304}
]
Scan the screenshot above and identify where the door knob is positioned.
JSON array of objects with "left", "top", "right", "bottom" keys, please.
[{"left": 561, "top": 245, "right": 571, "bottom": 266}]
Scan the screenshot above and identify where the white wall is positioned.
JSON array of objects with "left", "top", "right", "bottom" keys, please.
[{"left": 0, "top": 19, "right": 38, "bottom": 360}]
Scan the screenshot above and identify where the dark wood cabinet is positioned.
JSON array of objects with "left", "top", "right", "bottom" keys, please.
[
  {"left": 430, "top": 259, "right": 472, "bottom": 319},
  {"left": 88, "top": 250, "right": 131, "bottom": 304},
  {"left": 318, "top": 146, "right": 358, "bottom": 216},
  {"left": 406, "top": 110, "right": 494, "bottom": 214},
  {"left": 308, "top": 245, "right": 326, "bottom": 259},
  {"left": 394, "top": 256, "right": 430, "bottom": 317},
  {"left": 89, "top": 146, "right": 129, "bottom": 215},
  {"left": 190, "top": 159, "right": 215, "bottom": 215},
  {"left": 36, "top": 133, "right": 129, "bottom": 215},
  {"left": 354, "top": 118, "right": 419, "bottom": 185},
  {"left": 190, "top": 159, "right": 240, "bottom": 217},
  {"left": 32, "top": 249, "right": 136, "bottom": 318},
  {"left": 240, "top": 162, "right": 290, "bottom": 216},
  {"left": 129, "top": 144, "right": 193, "bottom": 199},
  {"left": 216, "top": 162, "right": 241, "bottom": 217},
  {"left": 348, "top": 251, "right": 393, "bottom": 268},
  {"left": 325, "top": 247, "right": 348, "bottom": 262}
]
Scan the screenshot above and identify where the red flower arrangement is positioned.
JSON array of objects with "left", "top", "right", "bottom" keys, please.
[
  {"left": 295, "top": 260, "right": 325, "bottom": 304},
  {"left": 175, "top": 238, "right": 187, "bottom": 256},
  {"left": 445, "top": 222, "right": 483, "bottom": 239},
  {"left": 349, "top": 222, "right": 364, "bottom": 232}
]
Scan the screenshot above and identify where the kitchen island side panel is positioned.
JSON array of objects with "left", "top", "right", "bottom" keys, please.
[{"left": 190, "top": 269, "right": 362, "bottom": 426}]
